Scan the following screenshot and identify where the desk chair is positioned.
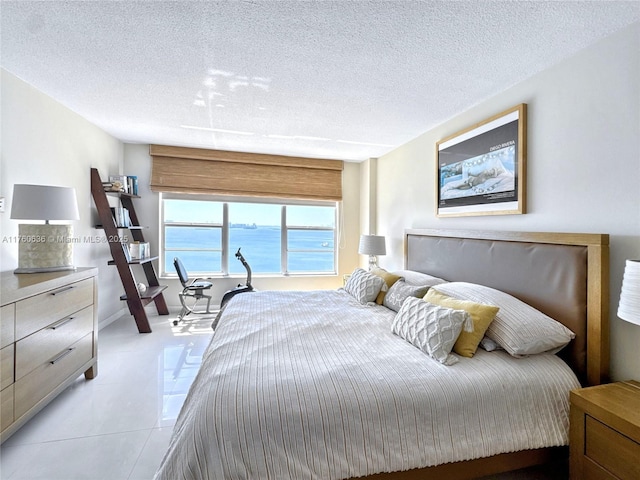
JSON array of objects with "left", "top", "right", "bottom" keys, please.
[{"left": 173, "top": 257, "right": 214, "bottom": 325}]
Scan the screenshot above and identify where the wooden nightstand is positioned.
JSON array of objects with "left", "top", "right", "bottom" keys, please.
[{"left": 570, "top": 380, "right": 640, "bottom": 480}]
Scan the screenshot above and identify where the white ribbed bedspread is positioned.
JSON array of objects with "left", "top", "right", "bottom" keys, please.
[{"left": 154, "top": 290, "right": 580, "bottom": 480}]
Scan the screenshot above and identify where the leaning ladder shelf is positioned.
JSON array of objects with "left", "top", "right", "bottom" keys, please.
[{"left": 90, "top": 168, "right": 168, "bottom": 333}]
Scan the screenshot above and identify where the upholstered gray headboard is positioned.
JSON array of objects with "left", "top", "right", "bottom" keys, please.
[{"left": 404, "top": 229, "right": 610, "bottom": 386}]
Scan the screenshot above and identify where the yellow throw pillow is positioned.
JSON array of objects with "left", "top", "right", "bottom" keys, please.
[
  {"left": 371, "top": 267, "right": 402, "bottom": 304},
  {"left": 423, "top": 288, "right": 499, "bottom": 358}
]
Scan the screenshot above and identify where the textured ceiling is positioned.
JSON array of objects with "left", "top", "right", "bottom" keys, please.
[{"left": 2, "top": 1, "right": 639, "bottom": 161}]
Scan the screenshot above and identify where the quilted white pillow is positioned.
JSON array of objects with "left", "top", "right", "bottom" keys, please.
[
  {"left": 434, "top": 282, "right": 576, "bottom": 357},
  {"left": 344, "top": 268, "right": 385, "bottom": 304},
  {"left": 391, "top": 297, "right": 472, "bottom": 366}
]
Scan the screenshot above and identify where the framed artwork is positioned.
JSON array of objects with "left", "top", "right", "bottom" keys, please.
[{"left": 436, "top": 103, "right": 527, "bottom": 217}]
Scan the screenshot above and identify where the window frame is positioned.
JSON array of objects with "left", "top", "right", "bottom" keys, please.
[{"left": 160, "top": 193, "right": 338, "bottom": 278}]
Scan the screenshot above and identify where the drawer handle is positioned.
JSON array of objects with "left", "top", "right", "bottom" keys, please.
[
  {"left": 49, "top": 316, "right": 75, "bottom": 330},
  {"left": 50, "top": 285, "right": 75, "bottom": 296},
  {"left": 50, "top": 347, "right": 75, "bottom": 365}
]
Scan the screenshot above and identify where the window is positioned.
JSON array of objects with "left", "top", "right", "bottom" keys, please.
[
  {"left": 161, "top": 195, "right": 337, "bottom": 276},
  {"left": 228, "top": 202, "right": 281, "bottom": 274},
  {"left": 286, "top": 205, "right": 335, "bottom": 273},
  {"left": 163, "top": 199, "right": 223, "bottom": 274}
]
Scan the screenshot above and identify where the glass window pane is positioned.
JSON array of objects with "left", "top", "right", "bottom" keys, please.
[
  {"left": 165, "top": 226, "right": 221, "bottom": 250},
  {"left": 287, "top": 229, "right": 334, "bottom": 250},
  {"left": 228, "top": 203, "right": 281, "bottom": 274},
  {"left": 287, "top": 229, "right": 335, "bottom": 273},
  {"left": 166, "top": 251, "right": 221, "bottom": 274},
  {"left": 288, "top": 251, "right": 335, "bottom": 272},
  {"left": 286, "top": 205, "right": 335, "bottom": 227},
  {"left": 162, "top": 198, "right": 338, "bottom": 276},
  {"left": 164, "top": 199, "right": 222, "bottom": 224}
]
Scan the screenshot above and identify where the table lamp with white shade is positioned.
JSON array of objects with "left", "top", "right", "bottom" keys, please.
[
  {"left": 618, "top": 259, "right": 640, "bottom": 326},
  {"left": 358, "top": 234, "right": 386, "bottom": 270},
  {"left": 10, "top": 184, "right": 80, "bottom": 273}
]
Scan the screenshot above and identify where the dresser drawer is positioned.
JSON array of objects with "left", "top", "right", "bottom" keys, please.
[
  {"left": 585, "top": 415, "right": 640, "bottom": 480},
  {"left": 1, "top": 385, "right": 14, "bottom": 432},
  {"left": 0, "top": 344, "right": 14, "bottom": 391},
  {"left": 1, "top": 304, "right": 15, "bottom": 349},
  {"left": 15, "top": 278, "right": 93, "bottom": 340},
  {"left": 14, "top": 333, "right": 93, "bottom": 419},
  {"left": 15, "top": 306, "right": 93, "bottom": 381}
]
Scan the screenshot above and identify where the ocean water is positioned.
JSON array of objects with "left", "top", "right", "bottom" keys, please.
[{"left": 165, "top": 226, "right": 335, "bottom": 275}]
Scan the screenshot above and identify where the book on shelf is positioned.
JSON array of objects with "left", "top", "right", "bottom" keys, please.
[
  {"left": 110, "top": 207, "right": 131, "bottom": 228},
  {"left": 128, "top": 242, "right": 150, "bottom": 260},
  {"left": 127, "top": 176, "right": 138, "bottom": 196},
  {"left": 122, "top": 241, "right": 132, "bottom": 262}
]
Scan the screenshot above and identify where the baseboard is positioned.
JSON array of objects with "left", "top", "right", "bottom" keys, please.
[{"left": 98, "top": 307, "right": 128, "bottom": 330}]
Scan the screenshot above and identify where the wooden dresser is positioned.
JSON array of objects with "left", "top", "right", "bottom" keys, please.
[
  {"left": 570, "top": 380, "right": 640, "bottom": 480},
  {"left": 0, "top": 267, "right": 98, "bottom": 443}
]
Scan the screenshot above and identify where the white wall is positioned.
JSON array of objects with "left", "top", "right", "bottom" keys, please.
[
  {"left": 1, "top": 69, "right": 126, "bottom": 326},
  {"left": 376, "top": 23, "right": 640, "bottom": 382},
  {"left": 123, "top": 144, "right": 362, "bottom": 306}
]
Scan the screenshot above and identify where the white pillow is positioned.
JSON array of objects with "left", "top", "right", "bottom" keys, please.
[
  {"left": 343, "top": 268, "right": 385, "bottom": 304},
  {"left": 433, "top": 282, "right": 575, "bottom": 357},
  {"left": 391, "top": 297, "right": 472, "bottom": 366},
  {"left": 391, "top": 270, "right": 447, "bottom": 287},
  {"left": 479, "top": 336, "right": 501, "bottom": 352}
]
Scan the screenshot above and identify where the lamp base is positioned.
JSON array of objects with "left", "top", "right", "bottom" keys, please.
[{"left": 16, "top": 224, "right": 75, "bottom": 274}]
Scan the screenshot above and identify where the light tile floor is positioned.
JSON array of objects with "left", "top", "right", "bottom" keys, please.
[
  {"left": 1, "top": 309, "right": 567, "bottom": 480},
  {"left": 0, "top": 311, "right": 216, "bottom": 480}
]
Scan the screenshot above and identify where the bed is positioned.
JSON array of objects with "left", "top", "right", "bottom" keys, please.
[{"left": 154, "top": 229, "right": 609, "bottom": 480}]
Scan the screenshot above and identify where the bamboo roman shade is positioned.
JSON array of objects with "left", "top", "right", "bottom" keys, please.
[{"left": 150, "top": 145, "right": 343, "bottom": 201}]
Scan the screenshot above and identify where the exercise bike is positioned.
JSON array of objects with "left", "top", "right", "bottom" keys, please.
[{"left": 220, "top": 248, "right": 255, "bottom": 308}]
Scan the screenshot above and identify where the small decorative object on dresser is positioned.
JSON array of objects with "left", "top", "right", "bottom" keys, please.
[{"left": 570, "top": 381, "right": 640, "bottom": 480}]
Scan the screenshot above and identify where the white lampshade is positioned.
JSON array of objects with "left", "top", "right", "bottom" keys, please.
[
  {"left": 618, "top": 259, "right": 640, "bottom": 326},
  {"left": 11, "top": 184, "right": 79, "bottom": 221},
  {"left": 358, "top": 235, "right": 386, "bottom": 256}
]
